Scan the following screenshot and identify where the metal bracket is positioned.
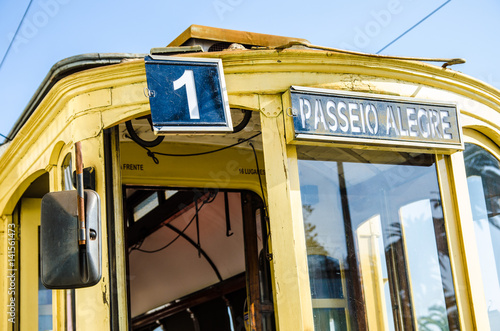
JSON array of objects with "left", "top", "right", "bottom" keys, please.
[
  {"left": 286, "top": 107, "right": 297, "bottom": 117},
  {"left": 144, "top": 87, "right": 155, "bottom": 98},
  {"left": 260, "top": 107, "right": 283, "bottom": 118}
]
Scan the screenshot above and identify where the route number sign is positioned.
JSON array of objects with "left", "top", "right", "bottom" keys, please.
[{"left": 145, "top": 55, "right": 233, "bottom": 133}]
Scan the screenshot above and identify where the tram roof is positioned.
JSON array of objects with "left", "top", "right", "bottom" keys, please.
[
  {"left": 3, "top": 53, "right": 144, "bottom": 149},
  {"left": 2, "top": 24, "right": 469, "bottom": 148}
]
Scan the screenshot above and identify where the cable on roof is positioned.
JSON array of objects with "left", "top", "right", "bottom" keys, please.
[
  {"left": 274, "top": 41, "right": 465, "bottom": 68},
  {"left": 134, "top": 132, "right": 261, "bottom": 164}
]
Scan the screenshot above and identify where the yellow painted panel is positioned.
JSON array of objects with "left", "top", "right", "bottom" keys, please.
[
  {"left": 259, "top": 95, "right": 314, "bottom": 331},
  {"left": 67, "top": 89, "right": 111, "bottom": 111},
  {"left": 75, "top": 284, "right": 110, "bottom": 330},
  {"left": 73, "top": 137, "right": 111, "bottom": 331},
  {"left": 107, "top": 128, "right": 129, "bottom": 330},
  {"left": 111, "top": 83, "right": 147, "bottom": 107},
  {"left": 436, "top": 153, "right": 489, "bottom": 330},
  {"left": 120, "top": 140, "right": 265, "bottom": 194},
  {"left": 19, "top": 198, "right": 42, "bottom": 331},
  {"left": 101, "top": 103, "right": 150, "bottom": 129},
  {"left": 69, "top": 111, "right": 103, "bottom": 142},
  {"left": 227, "top": 94, "right": 260, "bottom": 111}
]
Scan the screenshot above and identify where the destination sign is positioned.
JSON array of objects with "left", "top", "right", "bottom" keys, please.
[{"left": 290, "top": 86, "right": 462, "bottom": 149}]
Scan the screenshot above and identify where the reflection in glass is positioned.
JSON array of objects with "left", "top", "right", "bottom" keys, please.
[
  {"left": 464, "top": 143, "right": 500, "bottom": 327},
  {"left": 38, "top": 277, "right": 53, "bottom": 331},
  {"left": 61, "top": 152, "right": 73, "bottom": 191},
  {"left": 298, "top": 149, "right": 459, "bottom": 331}
]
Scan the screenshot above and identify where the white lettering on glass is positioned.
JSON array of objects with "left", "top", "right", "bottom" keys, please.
[{"left": 299, "top": 98, "right": 312, "bottom": 128}]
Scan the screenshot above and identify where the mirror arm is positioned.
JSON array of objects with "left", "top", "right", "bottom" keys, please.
[
  {"left": 75, "top": 142, "right": 90, "bottom": 283},
  {"left": 75, "top": 142, "right": 86, "bottom": 246}
]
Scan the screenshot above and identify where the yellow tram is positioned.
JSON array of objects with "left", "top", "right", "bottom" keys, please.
[{"left": 1, "top": 25, "right": 500, "bottom": 330}]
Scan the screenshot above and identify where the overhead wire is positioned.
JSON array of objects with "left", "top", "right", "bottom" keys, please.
[
  {"left": 0, "top": 133, "right": 12, "bottom": 141},
  {"left": 0, "top": 0, "right": 34, "bottom": 71},
  {"left": 377, "top": 0, "right": 452, "bottom": 54},
  {"left": 0, "top": 0, "right": 35, "bottom": 142}
]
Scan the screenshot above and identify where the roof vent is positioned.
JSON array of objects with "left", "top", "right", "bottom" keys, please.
[
  {"left": 208, "top": 42, "right": 233, "bottom": 52},
  {"left": 208, "top": 42, "right": 248, "bottom": 52},
  {"left": 168, "top": 25, "right": 309, "bottom": 52}
]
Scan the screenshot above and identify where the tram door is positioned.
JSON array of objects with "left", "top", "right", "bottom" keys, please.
[{"left": 125, "top": 188, "right": 273, "bottom": 331}]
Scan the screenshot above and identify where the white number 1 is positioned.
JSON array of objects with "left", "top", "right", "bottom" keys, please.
[{"left": 173, "top": 70, "right": 200, "bottom": 119}]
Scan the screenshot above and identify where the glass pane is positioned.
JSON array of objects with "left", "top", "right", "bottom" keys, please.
[
  {"left": 61, "top": 153, "right": 73, "bottom": 191},
  {"left": 464, "top": 143, "right": 500, "bottom": 327},
  {"left": 298, "top": 148, "right": 459, "bottom": 331},
  {"left": 400, "top": 199, "right": 455, "bottom": 330},
  {"left": 133, "top": 192, "right": 159, "bottom": 221},
  {"left": 38, "top": 277, "right": 52, "bottom": 331}
]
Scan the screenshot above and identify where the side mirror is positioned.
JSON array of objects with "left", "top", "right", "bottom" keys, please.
[{"left": 40, "top": 190, "right": 101, "bottom": 289}]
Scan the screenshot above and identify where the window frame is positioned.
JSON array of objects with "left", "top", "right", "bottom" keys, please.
[{"left": 462, "top": 128, "right": 500, "bottom": 329}]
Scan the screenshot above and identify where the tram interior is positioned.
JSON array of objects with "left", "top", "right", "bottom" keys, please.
[{"left": 125, "top": 187, "right": 271, "bottom": 331}]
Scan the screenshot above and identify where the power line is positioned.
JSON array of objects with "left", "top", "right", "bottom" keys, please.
[
  {"left": 0, "top": 0, "right": 34, "bottom": 143},
  {"left": 377, "top": 0, "right": 452, "bottom": 54},
  {"left": 0, "top": 0, "right": 35, "bottom": 71}
]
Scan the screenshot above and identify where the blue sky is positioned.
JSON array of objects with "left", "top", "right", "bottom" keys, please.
[{"left": 1, "top": 0, "right": 499, "bottom": 142}]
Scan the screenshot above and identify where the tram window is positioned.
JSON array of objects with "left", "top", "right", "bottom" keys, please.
[
  {"left": 464, "top": 143, "right": 500, "bottom": 328},
  {"left": 126, "top": 188, "right": 271, "bottom": 331},
  {"left": 61, "top": 153, "right": 73, "bottom": 190},
  {"left": 297, "top": 147, "right": 459, "bottom": 331},
  {"left": 38, "top": 275, "right": 53, "bottom": 330}
]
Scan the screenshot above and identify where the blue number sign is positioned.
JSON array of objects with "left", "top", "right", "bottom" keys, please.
[{"left": 145, "top": 55, "right": 233, "bottom": 133}]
